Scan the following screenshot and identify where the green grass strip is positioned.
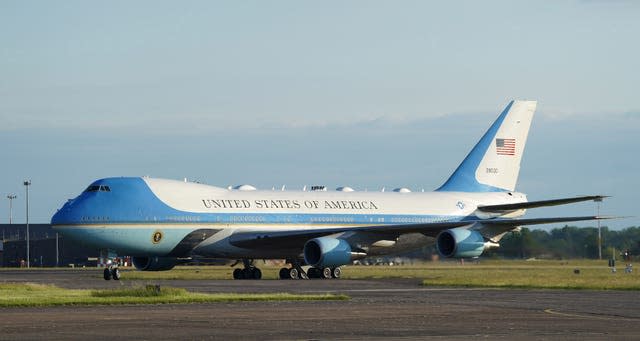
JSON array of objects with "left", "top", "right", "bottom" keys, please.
[
  {"left": 420, "top": 266, "right": 640, "bottom": 290},
  {"left": 0, "top": 283, "right": 348, "bottom": 307}
]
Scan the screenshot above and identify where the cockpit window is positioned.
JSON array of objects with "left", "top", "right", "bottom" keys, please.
[{"left": 85, "top": 185, "right": 111, "bottom": 192}]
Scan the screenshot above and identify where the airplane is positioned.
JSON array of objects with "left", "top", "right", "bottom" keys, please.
[{"left": 51, "top": 100, "right": 610, "bottom": 280}]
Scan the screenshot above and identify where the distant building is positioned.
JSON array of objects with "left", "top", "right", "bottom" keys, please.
[{"left": 0, "top": 224, "right": 95, "bottom": 267}]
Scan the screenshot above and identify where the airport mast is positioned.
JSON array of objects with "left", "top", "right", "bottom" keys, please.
[
  {"left": 7, "top": 194, "right": 16, "bottom": 224},
  {"left": 596, "top": 197, "right": 602, "bottom": 260},
  {"left": 24, "top": 180, "right": 31, "bottom": 268}
]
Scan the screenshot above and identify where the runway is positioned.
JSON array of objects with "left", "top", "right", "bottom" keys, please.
[{"left": 1, "top": 269, "right": 639, "bottom": 340}]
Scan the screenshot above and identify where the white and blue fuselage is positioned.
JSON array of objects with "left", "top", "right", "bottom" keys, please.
[{"left": 51, "top": 177, "right": 526, "bottom": 259}]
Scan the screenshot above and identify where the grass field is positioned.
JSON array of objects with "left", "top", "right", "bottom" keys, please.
[
  {"left": 0, "top": 283, "right": 348, "bottom": 307},
  {"left": 114, "top": 259, "right": 639, "bottom": 290}
]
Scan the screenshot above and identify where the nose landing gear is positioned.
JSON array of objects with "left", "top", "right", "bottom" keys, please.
[{"left": 103, "top": 266, "right": 120, "bottom": 281}]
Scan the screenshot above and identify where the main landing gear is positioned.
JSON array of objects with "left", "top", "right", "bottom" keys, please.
[
  {"left": 103, "top": 266, "right": 120, "bottom": 281},
  {"left": 231, "top": 259, "right": 342, "bottom": 280},
  {"left": 278, "top": 259, "right": 342, "bottom": 280},
  {"left": 232, "top": 259, "right": 262, "bottom": 280}
]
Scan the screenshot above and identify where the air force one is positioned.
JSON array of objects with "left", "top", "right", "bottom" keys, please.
[{"left": 51, "top": 100, "right": 609, "bottom": 280}]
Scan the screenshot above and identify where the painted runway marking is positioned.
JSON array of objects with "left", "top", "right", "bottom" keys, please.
[
  {"left": 544, "top": 309, "right": 639, "bottom": 321},
  {"left": 310, "top": 288, "right": 494, "bottom": 293}
]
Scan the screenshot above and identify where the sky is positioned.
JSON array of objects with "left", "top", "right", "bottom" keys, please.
[{"left": 0, "top": 1, "right": 638, "bottom": 228}]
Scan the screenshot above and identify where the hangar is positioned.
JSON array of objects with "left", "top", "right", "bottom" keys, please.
[{"left": 0, "top": 224, "right": 94, "bottom": 267}]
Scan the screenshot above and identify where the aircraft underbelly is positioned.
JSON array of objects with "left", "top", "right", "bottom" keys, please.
[{"left": 368, "top": 233, "right": 434, "bottom": 256}]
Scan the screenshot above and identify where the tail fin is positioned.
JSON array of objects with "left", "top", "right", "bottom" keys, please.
[{"left": 437, "top": 100, "right": 537, "bottom": 192}]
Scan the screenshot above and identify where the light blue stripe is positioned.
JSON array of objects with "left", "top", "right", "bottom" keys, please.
[{"left": 59, "top": 212, "right": 468, "bottom": 225}]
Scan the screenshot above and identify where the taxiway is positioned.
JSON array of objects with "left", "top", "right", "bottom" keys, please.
[{"left": 0, "top": 269, "right": 638, "bottom": 340}]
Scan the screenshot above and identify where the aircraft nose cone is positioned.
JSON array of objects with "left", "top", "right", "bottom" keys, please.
[
  {"left": 51, "top": 209, "right": 64, "bottom": 225},
  {"left": 51, "top": 199, "right": 77, "bottom": 225}
]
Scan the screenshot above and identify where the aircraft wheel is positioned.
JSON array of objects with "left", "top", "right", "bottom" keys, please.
[
  {"left": 233, "top": 268, "right": 243, "bottom": 280},
  {"left": 111, "top": 268, "right": 121, "bottom": 280},
  {"left": 289, "top": 268, "right": 300, "bottom": 279},
  {"left": 332, "top": 267, "right": 342, "bottom": 279},
  {"left": 321, "top": 267, "right": 332, "bottom": 279},
  {"left": 103, "top": 268, "right": 112, "bottom": 281},
  {"left": 279, "top": 267, "right": 290, "bottom": 279},
  {"left": 241, "top": 268, "right": 252, "bottom": 279},
  {"left": 252, "top": 268, "right": 262, "bottom": 280}
]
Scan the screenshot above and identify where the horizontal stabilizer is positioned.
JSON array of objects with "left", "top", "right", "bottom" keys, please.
[
  {"left": 477, "top": 195, "right": 608, "bottom": 213},
  {"left": 479, "top": 215, "right": 615, "bottom": 227}
]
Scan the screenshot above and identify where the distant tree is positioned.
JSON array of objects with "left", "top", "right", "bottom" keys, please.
[
  {"left": 487, "top": 225, "right": 639, "bottom": 260},
  {"left": 408, "top": 225, "right": 640, "bottom": 261}
]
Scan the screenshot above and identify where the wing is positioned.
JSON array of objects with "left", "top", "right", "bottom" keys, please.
[
  {"left": 228, "top": 221, "right": 472, "bottom": 249},
  {"left": 228, "top": 215, "right": 614, "bottom": 250},
  {"left": 477, "top": 195, "right": 607, "bottom": 213}
]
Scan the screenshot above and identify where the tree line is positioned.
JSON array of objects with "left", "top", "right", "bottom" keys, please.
[{"left": 486, "top": 226, "right": 640, "bottom": 260}]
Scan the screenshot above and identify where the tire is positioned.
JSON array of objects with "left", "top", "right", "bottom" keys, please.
[
  {"left": 252, "top": 268, "right": 262, "bottom": 280},
  {"left": 111, "top": 268, "right": 121, "bottom": 280},
  {"left": 289, "top": 268, "right": 299, "bottom": 279},
  {"left": 322, "top": 267, "right": 332, "bottom": 279},
  {"left": 279, "top": 267, "right": 290, "bottom": 279},
  {"left": 332, "top": 267, "right": 342, "bottom": 279},
  {"left": 233, "top": 268, "right": 243, "bottom": 280},
  {"left": 103, "top": 268, "right": 112, "bottom": 281}
]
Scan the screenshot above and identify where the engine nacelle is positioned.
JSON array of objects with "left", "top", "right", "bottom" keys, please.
[
  {"left": 303, "top": 237, "right": 366, "bottom": 268},
  {"left": 436, "top": 228, "right": 486, "bottom": 258},
  {"left": 132, "top": 256, "right": 178, "bottom": 271}
]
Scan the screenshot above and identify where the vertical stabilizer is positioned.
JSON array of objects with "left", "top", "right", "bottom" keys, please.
[{"left": 437, "top": 100, "right": 537, "bottom": 192}]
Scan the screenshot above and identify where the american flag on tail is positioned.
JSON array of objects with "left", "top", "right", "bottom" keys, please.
[{"left": 496, "top": 138, "right": 516, "bottom": 156}]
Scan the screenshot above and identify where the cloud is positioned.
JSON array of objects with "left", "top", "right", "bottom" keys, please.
[
  {"left": 538, "top": 108, "right": 640, "bottom": 123},
  {"left": 2, "top": 100, "right": 639, "bottom": 140}
]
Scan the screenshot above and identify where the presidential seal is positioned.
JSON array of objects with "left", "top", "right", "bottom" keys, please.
[{"left": 152, "top": 230, "right": 163, "bottom": 244}]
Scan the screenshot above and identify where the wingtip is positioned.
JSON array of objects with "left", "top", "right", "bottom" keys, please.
[{"left": 595, "top": 215, "right": 627, "bottom": 220}]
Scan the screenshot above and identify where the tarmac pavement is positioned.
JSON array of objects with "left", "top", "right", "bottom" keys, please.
[{"left": 0, "top": 269, "right": 638, "bottom": 340}]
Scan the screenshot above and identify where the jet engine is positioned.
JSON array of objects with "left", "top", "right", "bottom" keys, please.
[
  {"left": 436, "top": 228, "right": 487, "bottom": 258},
  {"left": 132, "top": 256, "right": 178, "bottom": 271},
  {"left": 303, "top": 237, "right": 366, "bottom": 268}
]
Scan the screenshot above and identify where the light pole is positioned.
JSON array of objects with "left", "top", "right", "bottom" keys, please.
[
  {"left": 7, "top": 194, "right": 16, "bottom": 224},
  {"left": 24, "top": 180, "right": 31, "bottom": 268},
  {"left": 596, "top": 197, "right": 603, "bottom": 260}
]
